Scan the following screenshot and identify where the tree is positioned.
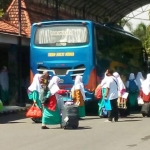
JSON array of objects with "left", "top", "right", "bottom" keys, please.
[
  {"left": 119, "top": 19, "right": 133, "bottom": 32},
  {"left": 132, "top": 22, "right": 150, "bottom": 54},
  {"left": 0, "top": 0, "right": 12, "bottom": 17}
]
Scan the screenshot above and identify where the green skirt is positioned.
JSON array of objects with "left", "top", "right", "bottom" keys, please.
[
  {"left": 98, "top": 88, "right": 106, "bottom": 116},
  {"left": 1, "top": 89, "right": 9, "bottom": 103},
  {"left": 128, "top": 92, "right": 138, "bottom": 107},
  {"left": 28, "top": 91, "right": 42, "bottom": 122},
  {"left": 42, "top": 106, "right": 61, "bottom": 125},
  {"left": 78, "top": 105, "right": 85, "bottom": 117},
  {"left": 28, "top": 91, "right": 42, "bottom": 109}
]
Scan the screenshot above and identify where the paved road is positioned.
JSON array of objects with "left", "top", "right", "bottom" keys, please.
[{"left": 0, "top": 112, "right": 150, "bottom": 150}]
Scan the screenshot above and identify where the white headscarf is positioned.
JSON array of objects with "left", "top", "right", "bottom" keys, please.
[
  {"left": 28, "top": 74, "right": 41, "bottom": 93},
  {"left": 113, "top": 72, "right": 126, "bottom": 92},
  {"left": 141, "top": 74, "right": 150, "bottom": 95},
  {"left": 100, "top": 73, "right": 108, "bottom": 88},
  {"left": 0, "top": 66, "right": 9, "bottom": 91},
  {"left": 136, "top": 72, "right": 144, "bottom": 90},
  {"left": 48, "top": 76, "right": 60, "bottom": 95},
  {"left": 71, "top": 75, "right": 86, "bottom": 100},
  {"left": 129, "top": 73, "right": 135, "bottom": 80},
  {"left": 126, "top": 73, "right": 138, "bottom": 88}
]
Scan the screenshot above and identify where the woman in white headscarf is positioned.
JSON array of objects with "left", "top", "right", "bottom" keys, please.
[
  {"left": 42, "top": 76, "right": 68, "bottom": 129},
  {"left": 96, "top": 73, "right": 108, "bottom": 117},
  {"left": 136, "top": 72, "right": 144, "bottom": 90},
  {"left": 28, "top": 73, "right": 42, "bottom": 109},
  {"left": 140, "top": 74, "right": 150, "bottom": 117},
  {"left": 126, "top": 73, "right": 139, "bottom": 111},
  {"left": 113, "top": 72, "right": 127, "bottom": 117},
  {"left": 140, "top": 74, "right": 150, "bottom": 102},
  {"left": 71, "top": 75, "right": 86, "bottom": 118},
  {"left": 113, "top": 72, "right": 126, "bottom": 97},
  {"left": 28, "top": 73, "right": 43, "bottom": 123},
  {"left": 0, "top": 66, "right": 9, "bottom": 105}
]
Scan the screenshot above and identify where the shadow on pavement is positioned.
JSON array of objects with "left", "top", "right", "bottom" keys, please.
[
  {"left": 50, "top": 126, "right": 92, "bottom": 130},
  {"left": 64, "top": 126, "right": 92, "bottom": 130},
  {"left": 126, "top": 116, "right": 143, "bottom": 119},
  {"left": 118, "top": 119, "right": 142, "bottom": 122},
  {"left": 0, "top": 112, "right": 26, "bottom": 124},
  {"left": 81, "top": 117, "right": 100, "bottom": 121}
]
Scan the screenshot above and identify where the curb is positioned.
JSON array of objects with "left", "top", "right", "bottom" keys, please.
[{"left": 0, "top": 106, "right": 30, "bottom": 116}]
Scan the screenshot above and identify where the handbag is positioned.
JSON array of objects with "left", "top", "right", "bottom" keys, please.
[
  {"left": 117, "top": 97, "right": 127, "bottom": 109},
  {"left": 137, "top": 96, "right": 144, "bottom": 106},
  {"left": 26, "top": 104, "right": 42, "bottom": 118},
  {"left": 95, "top": 85, "right": 102, "bottom": 100},
  {"left": 104, "top": 99, "right": 112, "bottom": 111}
]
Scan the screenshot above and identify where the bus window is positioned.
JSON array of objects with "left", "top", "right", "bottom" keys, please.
[
  {"left": 34, "top": 25, "right": 89, "bottom": 47},
  {"left": 94, "top": 24, "right": 143, "bottom": 77}
]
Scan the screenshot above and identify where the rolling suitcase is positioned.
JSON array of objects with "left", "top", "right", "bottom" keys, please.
[
  {"left": 61, "top": 105, "right": 79, "bottom": 129},
  {"left": 141, "top": 102, "right": 150, "bottom": 117}
]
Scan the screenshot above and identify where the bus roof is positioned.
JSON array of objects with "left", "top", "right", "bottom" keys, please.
[
  {"left": 32, "top": 20, "right": 94, "bottom": 26},
  {"left": 32, "top": 19, "right": 141, "bottom": 42}
]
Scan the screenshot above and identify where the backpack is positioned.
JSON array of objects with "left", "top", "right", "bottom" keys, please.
[
  {"left": 128, "top": 80, "right": 139, "bottom": 93},
  {"left": 95, "top": 85, "right": 102, "bottom": 100}
]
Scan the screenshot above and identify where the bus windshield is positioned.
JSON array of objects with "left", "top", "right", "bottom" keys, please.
[{"left": 34, "top": 25, "right": 89, "bottom": 46}]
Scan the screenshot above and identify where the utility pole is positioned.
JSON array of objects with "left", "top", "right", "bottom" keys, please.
[{"left": 17, "top": 0, "right": 25, "bottom": 106}]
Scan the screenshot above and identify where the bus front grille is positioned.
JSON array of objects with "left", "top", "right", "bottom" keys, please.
[
  {"left": 70, "top": 65, "right": 86, "bottom": 77},
  {"left": 50, "top": 68, "right": 71, "bottom": 75},
  {"left": 37, "top": 65, "right": 86, "bottom": 77}
]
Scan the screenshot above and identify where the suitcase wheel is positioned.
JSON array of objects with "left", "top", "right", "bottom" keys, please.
[
  {"left": 142, "top": 113, "right": 147, "bottom": 117},
  {"left": 60, "top": 125, "right": 66, "bottom": 129},
  {"left": 72, "top": 126, "right": 78, "bottom": 129},
  {"left": 31, "top": 118, "right": 41, "bottom": 123}
]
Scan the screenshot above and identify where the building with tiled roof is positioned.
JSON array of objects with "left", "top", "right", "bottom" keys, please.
[
  {"left": 0, "top": 0, "right": 73, "bottom": 106},
  {"left": 0, "top": 0, "right": 74, "bottom": 38}
]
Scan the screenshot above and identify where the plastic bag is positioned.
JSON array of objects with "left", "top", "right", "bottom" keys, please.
[
  {"left": 26, "top": 104, "right": 42, "bottom": 118},
  {"left": 137, "top": 97, "right": 144, "bottom": 106}
]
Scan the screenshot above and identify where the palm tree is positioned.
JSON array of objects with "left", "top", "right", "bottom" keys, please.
[
  {"left": 118, "top": 19, "right": 133, "bottom": 32},
  {"left": 132, "top": 22, "right": 150, "bottom": 54}
]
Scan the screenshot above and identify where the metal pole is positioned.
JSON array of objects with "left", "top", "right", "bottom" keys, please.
[
  {"left": 55, "top": 0, "right": 59, "bottom": 20},
  {"left": 17, "top": 0, "right": 25, "bottom": 107},
  {"left": 83, "top": 7, "right": 85, "bottom": 19}
]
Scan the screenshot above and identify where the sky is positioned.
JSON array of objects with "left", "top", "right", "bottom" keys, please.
[{"left": 123, "top": 4, "right": 150, "bottom": 32}]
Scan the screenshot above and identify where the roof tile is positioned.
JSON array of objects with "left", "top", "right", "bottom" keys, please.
[{"left": 0, "top": 0, "right": 73, "bottom": 37}]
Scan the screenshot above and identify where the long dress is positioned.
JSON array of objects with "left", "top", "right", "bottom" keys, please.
[
  {"left": 0, "top": 71, "right": 9, "bottom": 104},
  {"left": 98, "top": 88, "right": 106, "bottom": 116},
  {"left": 42, "top": 95, "right": 61, "bottom": 125},
  {"left": 71, "top": 75, "right": 86, "bottom": 118},
  {"left": 128, "top": 92, "right": 139, "bottom": 110},
  {"left": 28, "top": 90, "right": 42, "bottom": 109},
  {"left": 78, "top": 105, "right": 86, "bottom": 118},
  {"left": 73, "top": 89, "right": 86, "bottom": 117},
  {"left": 126, "top": 80, "right": 139, "bottom": 111},
  {"left": 42, "top": 89, "right": 67, "bottom": 125},
  {"left": 28, "top": 90, "right": 42, "bottom": 122}
]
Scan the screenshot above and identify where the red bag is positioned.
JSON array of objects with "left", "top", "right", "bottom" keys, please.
[
  {"left": 26, "top": 104, "right": 42, "bottom": 118},
  {"left": 95, "top": 85, "right": 102, "bottom": 100}
]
